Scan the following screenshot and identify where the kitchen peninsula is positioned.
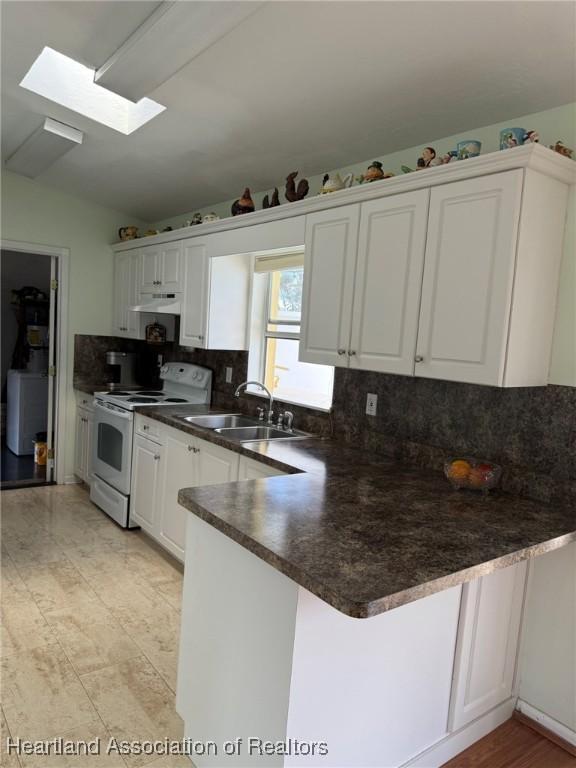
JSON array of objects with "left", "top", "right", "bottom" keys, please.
[{"left": 133, "top": 406, "right": 576, "bottom": 768}]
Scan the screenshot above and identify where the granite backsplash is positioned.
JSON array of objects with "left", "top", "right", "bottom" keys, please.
[{"left": 74, "top": 333, "right": 575, "bottom": 505}]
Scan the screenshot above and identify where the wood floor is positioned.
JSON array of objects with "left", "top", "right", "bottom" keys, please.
[
  {"left": 442, "top": 718, "right": 576, "bottom": 768},
  {"left": 1, "top": 484, "right": 190, "bottom": 767}
]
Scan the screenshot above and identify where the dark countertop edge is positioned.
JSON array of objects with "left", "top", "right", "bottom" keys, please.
[{"left": 179, "top": 489, "right": 576, "bottom": 618}]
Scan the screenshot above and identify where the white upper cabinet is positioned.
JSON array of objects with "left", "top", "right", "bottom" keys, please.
[
  {"left": 139, "top": 242, "right": 183, "bottom": 294},
  {"left": 114, "top": 250, "right": 140, "bottom": 338},
  {"left": 415, "top": 168, "right": 568, "bottom": 386},
  {"left": 415, "top": 171, "right": 523, "bottom": 386},
  {"left": 299, "top": 205, "right": 360, "bottom": 366},
  {"left": 180, "top": 241, "right": 209, "bottom": 347},
  {"left": 350, "top": 190, "right": 430, "bottom": 375},
  {"left": 300, "top": 167, "right": 569, "bottom": 386},
  {"left": 179, "top": 237, "right": 251, "bottom": 350}
]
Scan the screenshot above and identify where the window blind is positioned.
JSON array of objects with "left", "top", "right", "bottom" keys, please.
[{"left": 253, "top": 251, "right": 304, "bottom": 273}]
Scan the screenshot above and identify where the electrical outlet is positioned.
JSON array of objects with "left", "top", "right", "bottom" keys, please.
[
  {"left": 225, "top": 367, "right": 233, "bottom": 384},
  {"left": 366, "top": 393, "right": 378, "bottom": 416}
]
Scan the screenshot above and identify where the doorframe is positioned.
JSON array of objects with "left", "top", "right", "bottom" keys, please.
[{"left": 1, "top": 239, "right": 70, "bottom": 484}]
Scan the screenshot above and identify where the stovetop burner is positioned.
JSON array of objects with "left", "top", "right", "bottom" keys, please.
[
  {"left": 127, "top": 396, "right": 159, "bottom": 403},
  {"left": 136, "top": 391, "right": 163, "bottom": 396},
  {"left": 164, "top": 398, "right": 188, "bottom": 403}
]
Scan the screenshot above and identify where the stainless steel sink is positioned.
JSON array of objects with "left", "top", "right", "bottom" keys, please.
[
  {"left": 181, "top": 414, "right": 259, "bottom": 429},
  {"left": 214, "top": 425, "right": 311, "bottom": 442}
]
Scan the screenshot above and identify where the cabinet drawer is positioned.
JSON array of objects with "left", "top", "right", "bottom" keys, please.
[
  {"left": 75, "top": 391, "right": 94, "bottom": 413},
  {"left": 135, "top": 415, "right": 163, "bottom": 442}
]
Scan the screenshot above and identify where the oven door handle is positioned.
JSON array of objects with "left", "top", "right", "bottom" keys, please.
[{"left": 94, "top": 401, "right": 133, "bottom": 420}]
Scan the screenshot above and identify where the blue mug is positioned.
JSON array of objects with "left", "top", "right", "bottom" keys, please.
[
  {"left": 457, "top": 140, "right": 482, "bottom": 159},
  {"left": 500, "top": 127, "right": 526, "bottom": 150}
]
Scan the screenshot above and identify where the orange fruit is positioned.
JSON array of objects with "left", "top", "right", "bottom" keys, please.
[
  {"left": 448, "top": 460, "right": 471, "bottom": 481},
  {"left": 468, "top": 467, "right": 486, "bottom": 488}
]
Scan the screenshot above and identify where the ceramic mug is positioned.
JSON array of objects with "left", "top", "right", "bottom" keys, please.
[
  {"left": 500, "top": 128, "right": 526, "bottom": 150},
  {"left": 457, "top": 140, "right": 482, "bottom": 160}
]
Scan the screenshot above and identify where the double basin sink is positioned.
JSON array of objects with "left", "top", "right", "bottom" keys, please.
[{"left": 180, "top": 413, "right": 312, "bottom": 443}]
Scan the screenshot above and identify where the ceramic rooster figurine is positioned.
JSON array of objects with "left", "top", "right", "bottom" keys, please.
[
  {"left": 231, "top": 188, "right": 255, "bottom": 215},
  {"left": 285, "top": 171, "right": 309, "bottom": 202},
  {"left": 262, "top": 188, "right": 280, "bottom": 209}
]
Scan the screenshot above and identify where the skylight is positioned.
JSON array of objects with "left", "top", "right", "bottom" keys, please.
[{"left": 20, "top": 47, "right": 166, "bottom": 135}]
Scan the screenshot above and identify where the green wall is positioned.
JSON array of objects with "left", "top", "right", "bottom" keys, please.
[{"left": 154, "top": 102, "right": 576, "bottom": 387}]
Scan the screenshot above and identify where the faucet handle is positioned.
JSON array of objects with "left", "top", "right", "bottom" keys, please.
[
  {"left": 279, "top": 410, "right": 294, "bottom": 432},
  {"left": 256, "top": 407, "right": 265, "bottom": 421}
]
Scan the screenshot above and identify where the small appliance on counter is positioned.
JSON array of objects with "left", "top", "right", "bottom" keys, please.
[
  {"left": 105, "top": 351, "right": 139, "bottom": 391},
  {"left": 90, "top": 362, "right": 213, "bottom": 528}
]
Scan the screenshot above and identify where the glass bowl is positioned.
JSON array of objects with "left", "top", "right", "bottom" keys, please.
[{"left": 444, "top": 457, "right": 502, "bottom": 493}]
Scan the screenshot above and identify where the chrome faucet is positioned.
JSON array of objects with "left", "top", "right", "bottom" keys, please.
[{"left": 235, "top": 381, "right": 274, "bottom": 423}]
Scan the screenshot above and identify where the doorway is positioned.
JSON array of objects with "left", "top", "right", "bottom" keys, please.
[{"left": 1, "top": 243, "right": 67, "bottom": 489}]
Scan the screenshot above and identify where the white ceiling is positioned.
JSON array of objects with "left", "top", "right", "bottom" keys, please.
[{"left": 2, "top": 1, "right": 574, "bottom": 221}]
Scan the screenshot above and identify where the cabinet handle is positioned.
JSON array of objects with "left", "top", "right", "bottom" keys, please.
[
  {"left": 142, "top": 425, "right": 149, "bottom": 431},
  {"left": 187, "top": 445, "right": 194, "bottom": 452},
  {"left": 348, "top": 350, "right": 356, "bottom": 356},
  {"left": 337, "top": 349, "right": 346, "bottom": 356},
  {"left": 194, "top": 447, "right": 200, "bottom": 454},
  {"left": 415, "top": 355, "right": 424, "bottom": 363},
  {"left": 153, "top": 454, "right": 161, "bottom": 461}
]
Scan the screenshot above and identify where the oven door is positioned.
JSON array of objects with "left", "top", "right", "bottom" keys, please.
[{"left": 92, "top": 401, "right": 134, "bottom": 495}]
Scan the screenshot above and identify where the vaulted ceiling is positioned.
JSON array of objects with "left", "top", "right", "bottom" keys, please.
[{"left": 2, "top": 1, "right": 574, "bottom": 220}]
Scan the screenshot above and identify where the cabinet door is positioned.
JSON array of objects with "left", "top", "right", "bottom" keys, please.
[
  {"left": 299, "top": 205, "right": 360, "bottom": 366},
  {"left": 84, "top": 412, "right": 93, "bottom": 486},
  {"left": 449, "top": 561, "right": 528, "bottom": 730},
  {"left": 350, "top": 190, "right": 429, "bottom": 375},
  {"left": 157, "top": 430, "right": 196, "bottom": 562},
  {"left": 113, "top": 253, "right": 130, "bottom": 336},
  {"left": 139, "top": 246, "right": 160, "bottom": 292},
  {"left": 180, "top": 240, "right": 209, "bottom": 347},
  {"left": 416, "top": 170, "right": 523, "bottom": 385},
  {"left": 159, "top": 244, "right": 183, "bottom": 292},
  {"left": 130, "top": 434, "right": 163, "bottom": 534},
  {"left": 74, "top": 409, "right": 87, "bottom": 480},
  {"left": 125, "top": 251, "right": 141, "bottom": 338},
  {"left": 195, "top": 439, "right": 240, "bottom": 487},
  {"left": 238, "top": 455, "right": 286, "bottom": 480}
]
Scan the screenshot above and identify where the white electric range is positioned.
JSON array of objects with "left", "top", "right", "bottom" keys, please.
[{"left": 90, "top": 362, "right": 212, "bottom": 528}]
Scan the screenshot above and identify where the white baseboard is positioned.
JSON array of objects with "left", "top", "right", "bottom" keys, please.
[
  {"left": 64, "top": 475, "right": 82, "bottom": 485},
  {"left": 516, "top": 699, "right": 576, "bottom": 747},
  {"left": 401, "top": 698, "right": 516, "bottom": 768}
]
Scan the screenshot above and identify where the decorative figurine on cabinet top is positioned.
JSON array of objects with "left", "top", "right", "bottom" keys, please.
[
  {"left": 357, "top": 161, "right": 394, "bottom": 184},
  {"left": 285, "top": 171, "right": 309, "bottom": 202},
  {"left": 456, "top": 140, "right": 482, "bottom": 159},
  {"left": 118, "top": 226, "right": 139, "bottom": 241},
  {"left": 262, "top": 188, "right": 280, "bottom": 209},
  {"left": 202, "top": 212, "right": 220, "bottom": 223},
  {"left": 417, "top": 147, "right": 437, "bottom": 169},
  {"left": 231, "top": 188, "right": 255, "bottom": 215},
  {"left": 190, "top": 213, "right": 203, "bottom": 226},
  {"left": 524, "top": 130, "right": 540, "bottom": 143},
  {"left": 550, "top": 141, "right": 573, "bottom": 159},
  {"left": 319, "top": 172, "right": 354, "bottom": 194},
  {"left": 500, "top": 127, "right": 526, "bottom": 149}
]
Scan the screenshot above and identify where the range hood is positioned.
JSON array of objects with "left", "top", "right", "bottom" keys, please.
[{"left": 130, "top": 294, "right": 181, "bottom": 314}]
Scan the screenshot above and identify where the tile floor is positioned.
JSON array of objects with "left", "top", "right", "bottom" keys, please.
[{"left": 1, "top": 484, "right": 191, "bottom": 767}]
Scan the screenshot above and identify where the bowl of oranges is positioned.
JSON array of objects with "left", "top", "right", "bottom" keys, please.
[{"left": 444, "top": 457, "right": 502, "bottom": 493}]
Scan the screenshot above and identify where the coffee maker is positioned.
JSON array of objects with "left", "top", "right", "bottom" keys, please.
[{"left": 106, "top": 351, "right": 139, "bottom": 390}]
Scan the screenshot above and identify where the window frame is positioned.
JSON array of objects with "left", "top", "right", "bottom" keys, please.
[{"left": 248, "top": 262, "right": 334, "bottom": 412}]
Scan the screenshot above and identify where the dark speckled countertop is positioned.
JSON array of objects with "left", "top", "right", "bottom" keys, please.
[{"left": 140, "top": 405, "right": 576, "bottom": 618}]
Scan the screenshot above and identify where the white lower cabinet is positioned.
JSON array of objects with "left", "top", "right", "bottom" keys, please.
[
  {"left": 449, "top": 560, "right": 528, "bottom": 731},
  {"left": 131, "top": 417, "right": 242, "bottom": 561},
  {"left": 130, "top": 433, "right": 163, "bottom": 535},
  {"left": 74, "top": 397, "right": 94, "bottom": 484}
]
